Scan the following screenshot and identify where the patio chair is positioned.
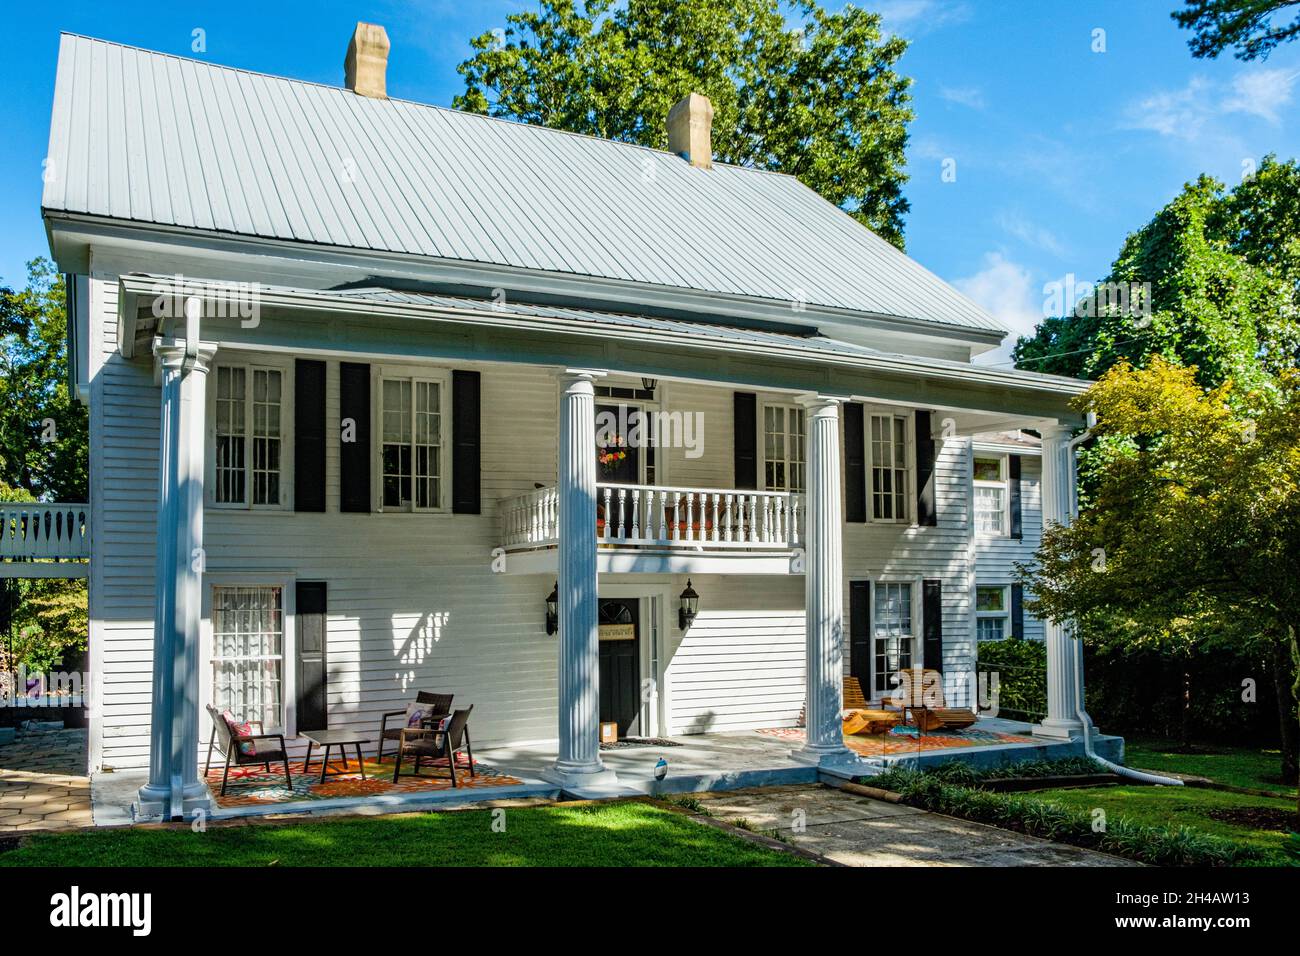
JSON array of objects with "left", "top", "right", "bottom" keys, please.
[
  {"left": 391, "top": 706, "right": 475, "bottom": 786},
  {"left": 841, "top": 675, "right": 903, "bottom": 735},
  {"left": 204, "top": 704, "right": 292, "bottom": 796},
  {"left": 376, "top": 692, "right": 453, "bottom": 763},
  {"left": 892, "top": 668, "right": 978, "bottom": 732}
]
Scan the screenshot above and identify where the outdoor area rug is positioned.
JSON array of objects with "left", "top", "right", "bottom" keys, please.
[
  {"left": 206, "top": 753, "right": 524, "bottom": 808},
  {"left": 755, "top": 725, "right": 1036, "bottom": 757}
]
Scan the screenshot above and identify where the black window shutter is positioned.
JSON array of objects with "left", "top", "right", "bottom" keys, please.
[
  {"left": 1011, "top": 583, "right": 1025, "bottom": 639},
  {"left": 915, "top": 410, "right": 937, "bottom": 527},
  {"left": 1008, "top": 454, "right": 1023, "bottom": 539},
  {"left": 922, "top": 579, "right": 943, "bottom": 672},
  {"left": 734, "top": 392, "right": 757, "bottom": 490},
  {"left": 451, "top": 370, "right": 482, "bottom": 514},
  {"left": 293, "top": 359, "right": 326, "bottom": 512},
  {"left": 339, "top": 362, "right": 371, "bottom": 513},
  {"left": 849, "top": 581, "right": 871, "bottom": 682},
  {"left": 295, "top": 581, "right": 328, "bottom": 732},
  {"left": 844, "top": 403, "right": 866, "bottom": 523}
]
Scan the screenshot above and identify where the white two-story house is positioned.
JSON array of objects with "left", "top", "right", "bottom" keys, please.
[{"left": 42, "top": 25, "right": 1090, "bottom": 816}]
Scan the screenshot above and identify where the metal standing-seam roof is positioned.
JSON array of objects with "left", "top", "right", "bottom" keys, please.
[{"left": 44, "top": 33, "right": 1005, "bottom": 337}]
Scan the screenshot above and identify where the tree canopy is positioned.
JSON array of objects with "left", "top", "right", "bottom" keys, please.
[
  {"left": 1173, "top": 0, "right": 1300, "bottom": 60},
  {"left": 455, "top": 0, "right": 914, "bottom": 247}
]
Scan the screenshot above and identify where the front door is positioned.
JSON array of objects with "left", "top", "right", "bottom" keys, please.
[{"left": 598, "top": 598, "right": 641, "bottom": 737}]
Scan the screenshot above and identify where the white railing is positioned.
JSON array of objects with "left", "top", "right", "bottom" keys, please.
[
  {"left": 499, "top": 484, "right": 801, "bottom": 551},
  {"left": 0, "top": 504, "right": 91, "bottom": 561}
]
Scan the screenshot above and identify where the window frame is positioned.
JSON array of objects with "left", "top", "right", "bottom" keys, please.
[
  {"left": 866, "top": 409, "right": 913, "bottom": 524},
  {"left": 372, "top": 365, "right": 452, "bottom": 514},
  {"left": 975, "top": 584, "right": 1011, "bottom": 642},
  {"left": 200, "top": 573, "right": 298, "bottom": 737},
  {"left": 206, "top": 358, "right": 295, "bottom": 511},
  {"left": 973, "top": 452, "right": 1010, "bottom": 538},
  {"left": 758, "top": 401, "right": 807, "bottom": 494},
  {"left": 870, "top": 579, "right": 919, "bottom": 697}
]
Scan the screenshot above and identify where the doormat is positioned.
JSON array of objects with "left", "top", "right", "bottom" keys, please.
[
  {"left": 755, "top": 725, "right": 1035, "bottom": 756},
  {"left": 601, "top": 737, "right": 683, "bottom": 750},
  {"left": 206, "top": 754, "right": 524, "bottom": 809}
]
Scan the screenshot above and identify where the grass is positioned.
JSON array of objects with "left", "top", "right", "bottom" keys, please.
[
  {"left": 0, "top": 801, "right": 811, "bottom": 868},
  {"left": 1124, "top": 736, "right": 1296, "bottom": 795},
  {"left": 1020, "top": 785, "right": 1298, "bottom": 866}
]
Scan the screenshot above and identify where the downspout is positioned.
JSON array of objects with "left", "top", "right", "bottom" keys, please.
[{"left": 1066, "top": 426, "right": 1183, "bottom": 786}]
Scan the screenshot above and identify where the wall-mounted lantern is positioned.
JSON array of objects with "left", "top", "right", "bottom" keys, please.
[
  {"left": 641, "top": 377, "right": 658, "bottom": 397},
  {"left": 678, "top": 579, "right": 700, "bottom": 630},
  {"left": 545, "top": 582, "right": 559, "bottom": 635}
]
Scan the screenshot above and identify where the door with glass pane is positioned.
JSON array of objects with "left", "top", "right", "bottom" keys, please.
[{"left": 871, "top": 582, "right": 914, "bottom": 696}]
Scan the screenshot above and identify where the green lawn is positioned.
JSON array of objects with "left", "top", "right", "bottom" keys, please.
[
  {"left": 0, "top": 801, "right": 810, "bottom": 868},
  {"left": 1125, "top": 737, "right": 1295, "bottom": 795},
  {"left": 1022, "top": 785, "right": 1298, "bottom": 866}
]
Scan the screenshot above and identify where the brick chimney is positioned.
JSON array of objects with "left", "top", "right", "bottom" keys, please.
[
  {"left": 344, "top": 22, "right": 390, "bottom": 98},
  {"left": 667, "top": 93, "right": 714, "bottom": 169}
]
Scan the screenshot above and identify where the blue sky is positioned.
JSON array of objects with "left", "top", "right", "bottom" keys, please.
[{"left": 2, "top": 0, "right": 1298, "bottom": 362}]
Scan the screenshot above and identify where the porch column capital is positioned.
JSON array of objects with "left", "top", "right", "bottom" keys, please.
[{"left": 152, "top": 335, "right": 218, "bottom": 378}]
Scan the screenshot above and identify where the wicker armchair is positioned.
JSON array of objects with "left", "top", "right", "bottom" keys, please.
[
  {"left": 376, "top": 692, "right": 453, "bottom": 763},
  {"left": 392, "top": 706, "right": 475, "bottom": 786},
  {"left": 204, "top": 704, "right": 292, "bottom": 795}
]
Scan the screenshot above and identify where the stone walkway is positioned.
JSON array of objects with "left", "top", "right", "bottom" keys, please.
[
  {"left": 694, "top": 784, "right": 1139, "bottom": 866},
  {"left": 0, "top": 728, "right": 92, "bottom": 832}
]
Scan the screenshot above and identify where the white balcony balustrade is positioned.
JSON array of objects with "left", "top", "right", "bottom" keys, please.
[
  {"left": 0, "top": 504, "right": 91, "bottom": 576},
  {"left": 500, "top": 483, "right": 801, "bottom": 553}
]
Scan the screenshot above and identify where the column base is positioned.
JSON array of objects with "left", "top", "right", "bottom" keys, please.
[
  {"left": 136, "top": 780, "right": 212, "bottom": 821},
  {"left": 541, "top": 763, "right": 621, "bottom": 792},
  {"left": 789, "top": 745, "right": 863, "bottom": 770},
  {"left": 1033, "top": 718, "right": 1084, "bottom": 740}
]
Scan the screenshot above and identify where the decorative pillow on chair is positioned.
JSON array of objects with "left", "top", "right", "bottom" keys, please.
[
  {"left": 220, "top": 710, "right": 257, "bottom": 757},
  {"left": 434, "top": 714, "right": 453, "bottom": 731},
  {"left": 404, "top": 703, "right": 433, "bottom": 729}
]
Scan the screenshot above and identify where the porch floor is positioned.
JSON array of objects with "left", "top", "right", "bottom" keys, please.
[{"left": 93, "top": 718, "right": 1123, "bottom": 824}]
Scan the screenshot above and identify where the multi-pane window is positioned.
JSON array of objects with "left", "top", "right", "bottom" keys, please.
[
  {"left": 211, "top": 586, "right": 284, "bottom": 729},
  {"left": 870, "top": 413, "right": 909, "bottom": 521},
  {"left": 214, "top": 365, "right": 283, "bottom": 507},
  {"left": 976, "top": 585, "right": 1009, "bottom": 641},
  {"left": 974, "top": 455, "right": 1008, "bottom": 535},
  {"left": 872, "top": 582, "right": 914, "bottom": 694},
  {"left": 381, "top": 377, "right": 443, "bottom": 510},
  {"left": 763, "top": 405, "right": 806, "bottom": 493}
]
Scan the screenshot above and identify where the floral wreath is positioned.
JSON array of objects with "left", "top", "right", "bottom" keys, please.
[{"left": 597, "top": 435, "right": 628, "bottom": 473}]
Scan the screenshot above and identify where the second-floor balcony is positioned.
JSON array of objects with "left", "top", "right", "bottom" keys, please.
[
  {"left": 0, "top": 503, "right": 91, "bottom": 578},
  {"left": 498, "top": 483, "right": 803, "bottom": 575}
]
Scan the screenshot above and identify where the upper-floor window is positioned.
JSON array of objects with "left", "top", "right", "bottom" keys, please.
[
  {"left": 380, "top": 374, "right": 446, "bottom": 511},
  {"left": 869, "top": 413, "right": 909, "bottom": 522},
  {"left": 763, "top": 404, "right": 806, "bottom": 493},
  {"left": 976, "top": 585, "right": 1009, "bottom": 641},
  {"left": 213, "top": 364, "right": 287, "bottom": 508},
  {"left": 973, "top": 455, "right": 1008, "bottom": 536}
]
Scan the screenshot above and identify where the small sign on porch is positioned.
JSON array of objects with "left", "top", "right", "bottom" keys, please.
[{"left": 598, "top": 623, "right": 636, "bottom": 642}]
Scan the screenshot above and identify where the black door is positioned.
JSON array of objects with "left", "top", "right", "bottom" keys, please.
[
  {"left": 595, "top": 403, "right": 640, "bottom": 485},
  {"left": 598, "top": 598, "right": 640, "bottom": 737}
]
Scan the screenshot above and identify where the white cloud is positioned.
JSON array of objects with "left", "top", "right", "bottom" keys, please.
[
  {"left": 1124, "top": 68, "right": 1299, "bottom": 139},
  {"left": 938, "top": 85, "right": 986, "bottom": 110},
  {"left": 996, "top": 211, "right": 1068, "bottom": 258},
  {"left": 951, "top": 252, "right": 1042, "bottom": 366},
  {"left": 874, "top": 0, "right": 972, "bottom": 36}
]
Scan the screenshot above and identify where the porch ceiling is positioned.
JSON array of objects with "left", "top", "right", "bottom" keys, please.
[{"left": 119, "top": 273, "right": 1089, "bottom": 428}]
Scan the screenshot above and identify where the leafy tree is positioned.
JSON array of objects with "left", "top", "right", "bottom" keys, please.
[
  {"left": 1172, "top": 0, "right": 1300, "bottom": 60},
  {"left": 0, "top": 259, "right": 88, "bottom": 501},
  {"left": 455, "top": 0, "right": 914, "bottom": 247},
  {"left": 1024, "top": 358, "right": 1300, "bottom": 801}
]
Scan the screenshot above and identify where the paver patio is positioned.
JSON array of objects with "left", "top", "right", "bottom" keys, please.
[
  {"left": 693, "top": 784, "right": 1140, "bottom": 866},
  {"left": 0, "top": 728, "right": 92, "bottom": 832}
]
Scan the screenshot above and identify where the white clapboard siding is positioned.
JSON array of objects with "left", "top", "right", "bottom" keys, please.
[{"left": 973, "top": 454, "right": 1046, "bottom": 642}]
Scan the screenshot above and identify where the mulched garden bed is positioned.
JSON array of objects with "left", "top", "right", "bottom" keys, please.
[
  {"left": 600, "top": 737, "right": 683, "bottom": 750},
  {"left": 1205, "top": 806, "right": 1300, "bottom": 833}
]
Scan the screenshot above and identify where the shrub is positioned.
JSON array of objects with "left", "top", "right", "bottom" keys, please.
[{"left": 977, "top": 638, "right": 1047, "bottom": 721}]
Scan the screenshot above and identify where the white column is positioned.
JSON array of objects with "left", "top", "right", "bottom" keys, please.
[
  {"left": 138, "top": 322, "right": 217, "bottom": 819},
  {"left": 1034, "top": 423, "right": 1084, "bottom": 739},
  {"left": 794, "top": 396, "right": 854, "bottom": 766},
  {"left": 545, "top": 369, "right": 618, "bottom": 789}
]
